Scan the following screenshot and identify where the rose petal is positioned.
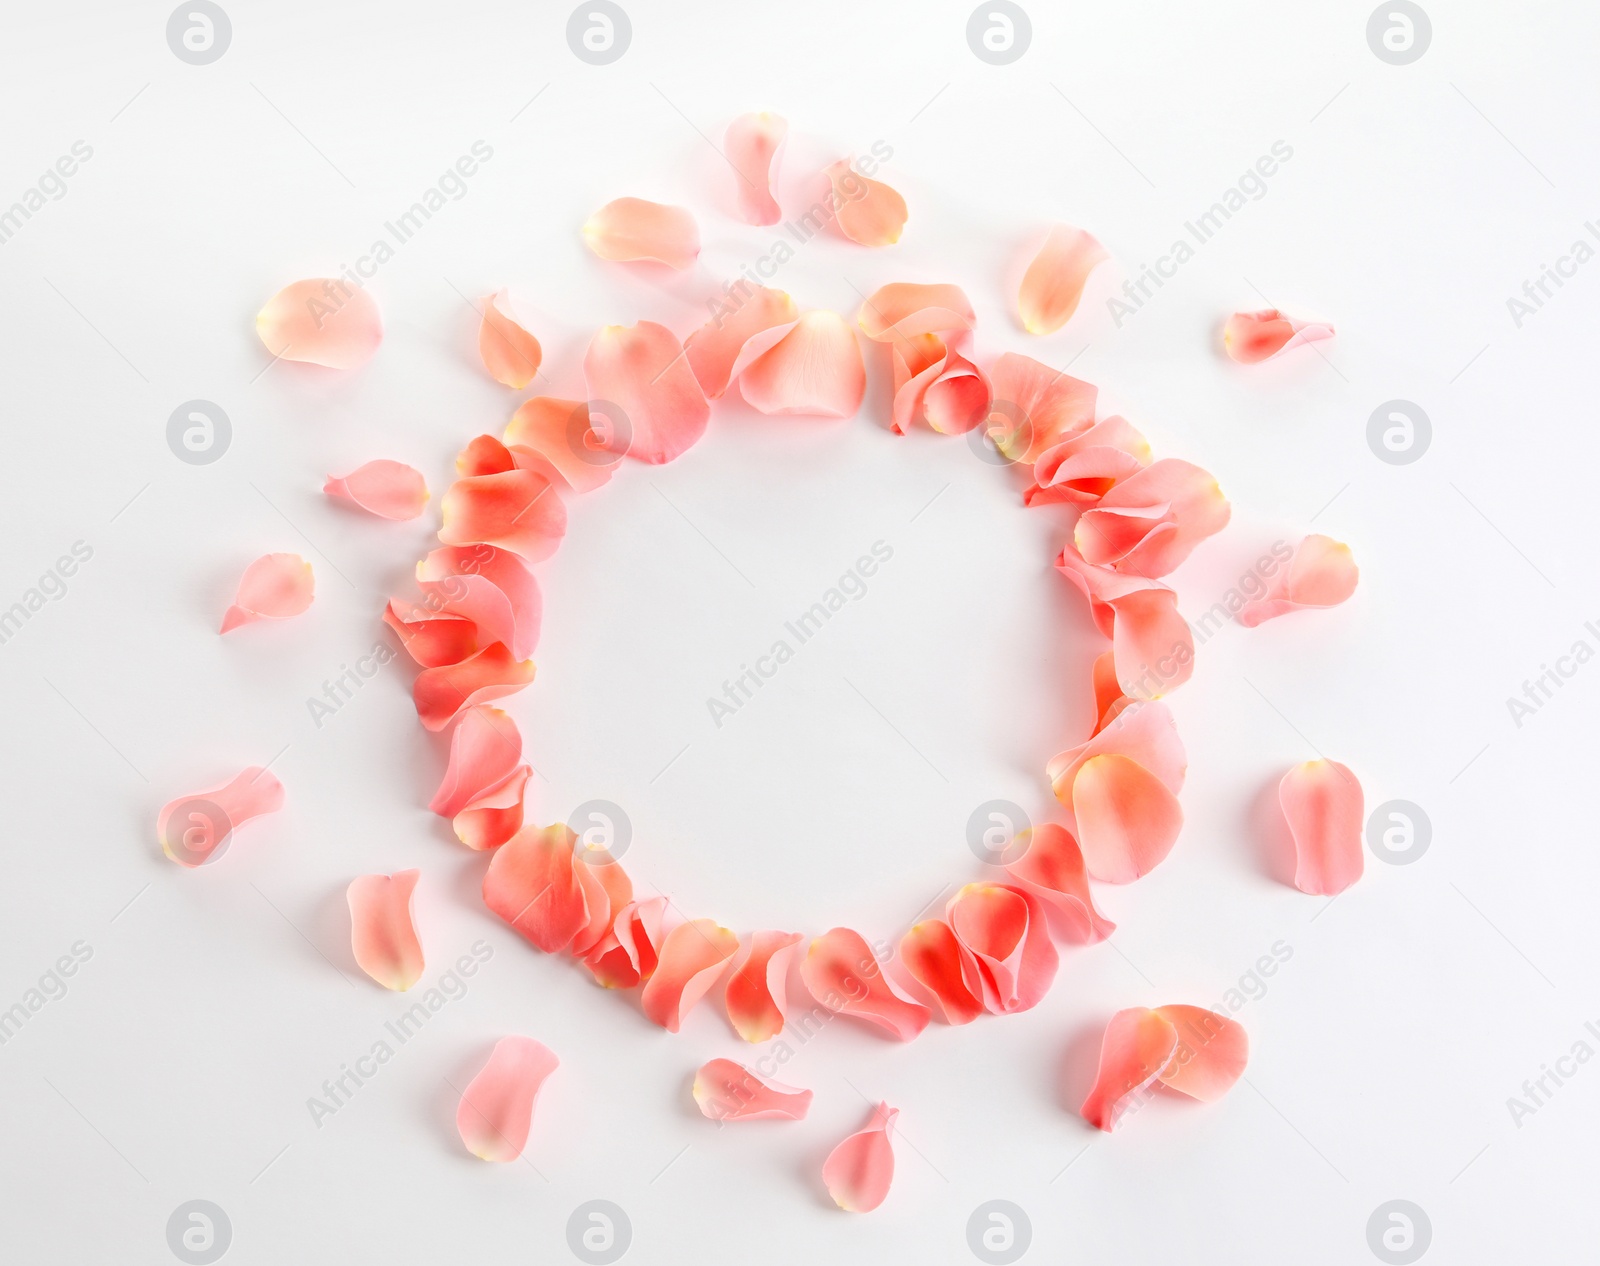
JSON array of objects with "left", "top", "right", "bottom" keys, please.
[
  {"left": 889, "top": 335, "right": 990, "bottom": 436},
  {"left": 585, "top": 321, "right": 712, "bottom": 465},
  {"left": 1279, "top": 759, "right": 1364, "bottom": 895},
  {"left": 826, "top": 160, "right": 907, "bottom": 247},
  {"left": 1027, "top": 416, "right": 1151, "bottom": 507},
  {"left": 1017, "top": 223, "right": 1109, "bottom": 335},
  {"left": 1223, "top": 308, "right": 1335, "bottom": 363},
  {"left": 640, "top": 920, "right": 740, "bottom": 1032},
  {"left": 583, "top": 197, "right": 700, "bottom": 270},
  {"left": 456, "top": 1036, "right": 559, "bottom": 1162},
  {"left": 946, "top": 883, "right": 1058, "bottom": 1013},
  {"left": 1153, "top": 1005, "right": 1249, "bottom": 1102},
  {"left": 822, "top": 1103, "right": 897, "bottom": 1212},
  {"left": 693, "top": 1057, "right": 812, "bottom": 1121},
  {"left": 416, "top": 545, "right": 542, "bottom": 661},
  {"left": 158, "top": 766, "right": 284, "bottom": 867},
  {"left": 482, "top": 823, "right": 589, "bottom": 952},
  {"left": 583, "top": 896, "right": 666, "bottom": 989},
  {"left": 571, "top": 850, "right": 634, "bottom": 957},
  {"left": 1071, "top": 754, "right": 1184, "bottom": 883},
  {"left": 727, "top": 112, "right": 787, "bottom": 226},
  {"left": 323, "top": 460, "right": 429, "bottom": 521},
  {"left": 414, "top": 644, "right": 535, "bottom": 732},
  {"left": 456, "top": 434, "right": 517, "bottom": 477},
  {"left": 1080, "top": 1007, "right": 1180, "bottom": 1131},
  {"left": 220, "top": 553, "right": 313, "bottom": 633},
  {"left": 1048, "top": 698, "right": 1188, "bottom": 809},
  {"left": 800, "top": 928, "right": 930, "bottom": 1041},
  {"left": 383, "top": 600, "right": 479, "bottom": 668},
  {"left": 478, "top": 289, "right": 543, "bottom": 388},
  {"left": 686, "top": 286, "right": 800, "bottom": 399},
  {"left": 1055, "top": 542, "right": 1193, "bottom": 698},
  {"left": 438, "top": 469, "right": 567, "bottom": 563},
  {"left": 857, "top": 283, "right": 974, "bottom": 342},
  {"left": 736, "top": 311, "right": 866, "bottom": 418},
  {"left": 724, "top": 930, "right": 804, "bottom": 1043},
  {"left": 1091, "top": 650, "right": 1125, "bottom": 733},
  {"left": 347, "top": 869, "right": 424, "bottom": 991},
  {"left": 1075, "top": 459, "right": 1231, "bottom": 577},
  {"left": 897, "top": 920, "right": 984, "bottom": 1025},
  {"left": 1237, "top": 535, "right": 1359, "bottom": 627},
  {"left": 429, "top": 704, "right": 522, "bottom": 818},
  {"left": 504, "top": 398, "right": 621, "bottom": 494},
  {"left": 1003, "top": 824, "right": 1116, "bottom": 943},
  {"left": 454, "top": 765, "right": 531, "bottom": 851},
  {"left": 985, "top": 352, "right": 1098, "bottom": 463},
  {"left": 256, "top": 278, "right": 382, "bottom": 370}
]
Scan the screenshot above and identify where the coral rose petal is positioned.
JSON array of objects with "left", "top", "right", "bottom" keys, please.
[
  {"left": 641, "top": 920, "right": 740, "bottom": 1032},
  {"left": 1004, "top": 824, "right": 1116, "bottom": 943},
  {"left": 1153, "top": 1005, "right": 1249, "bottom": 1102},
  {"left": 256, "top": 279, "right": 382, "bottom": 370},
  {"left": 1027, "top": 416, "right": 1151, "bottom": 507},
  {"left": 1223, "top": 308, "right": 1335, "bottom": 363},
  {"left": 478, "top": 289, "right": 543, "bottom": 388},
  {"left": 456, "top": 1036, "right": 559, "bottom": 1163},
  {"left": 414, "top": 644, "right": 535, "bottom": 732},
  {"left": 438, "top": 469, "right": 567, "bottom": 563},
  {"left": 454, "top": 765, "right": 531, "bottom": 851},
  {"left": 570, "top": 850, "right": 634, "bottom": 958},
  {"left": 724, "top": 930, "right": 804, "bottom": 1043},
  {"left": 898, "top": 921, "right": 984, "bottom": 1025},
  {"left": 1075, "top": 459, "right": 1231, "bottom": 576},
  {"left": 822, "top": 1103, "right": 897, "bottom": 1212},
  {"left": 583, "top": 897, "right": 666, "bottom": 989},
  {"left": 1072, "top": 753, "right": 1184, "bottom": 883},
  {"left": 986, "top": 352, "right": 1099, "bottom": 463},
  {"left": 1055, "top": 543, "right": 1193, "bottom": 698},
  {"left": 417, "top": 545, "right": 542, "bottom": 661},
  {"left": 383, "top": 600, "right": 478, "bottom": 668},
  {"left": 1018, "top": 223, "right": 1109, "bottom": 335},
  {"left": 947, "top": 883, "right": 1058, "bottom": 1013},
  {"left": 323, "top": 460, "right": 429, "bottom": 521},
  {"left": 826, "top": 160, "right": 907, "bottom": 247},
  {"left": 1238, "top": 535, "right": 1359, "bottom": 627},
  {"left": 158, "top": 767, "right": 284, "bottom": 867},
  {"left": 857, "top": 283, "right": 974, "bottom": 342},
  {"left": 727, "top": 112, "right": 787, "bottom": 226},
  {"left": 685, "top": 286, "right": 800, "bottom": 399},
  {"left": 583, "top": 197, "right": 700, "bottom": 270},
  {"left": 584, "top": 321, "right": 712, "bottom": 464},
  {"left": 1048, "top": 698, "right": 1188, "bottom": 810},
  {"left": 347, "top": 869, "right": 424, "bottom": 991},
  {"left": 1279, "top": 759, "right": 1365, "bottom": 895},
  {"left": 693, "top": 1058, "right": 812, "bottom": 1121},
  {"left": 800, "top": 928, "right": 930, "bottom": 1041},
  {"left": 504, "top": 397, "right": 621, "bottom": 494},
  {"left": 429, "top": 704, "right": 522, "bottom": 818},
  {"left": 1081, "top": 1007, "right": 1180, "bottom": 1131},
  {"left": 220, "top": 553, "right": 313, "bottom": 633},
  {"left": 737, "top": 311, "right": 866, "bottom": 418},
  {"left": 482, "top": 824, "right": 589, "bottom": 952}
]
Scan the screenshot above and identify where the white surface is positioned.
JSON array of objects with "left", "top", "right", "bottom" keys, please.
[{"left": 0, "top": 1, "right": 1593, "bottom": 1262}]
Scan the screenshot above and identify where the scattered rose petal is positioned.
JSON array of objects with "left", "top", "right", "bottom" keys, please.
[
  {"left": 1004, "top": 824, "right": 1116, "bottom": 943},
  {"left": 826, "top": 160, "right": 907, "bottom": 247},
  {"left": 898, "top": 920, "right": 983, "bottom": 1025},
  {"left": 429, "top": 704, "right": 522, "bottom": 819},
  {"left": 641, "top": 920, "right": 740, "bottom": 1032},
  {"left": 478, "top": 289, "right": 543, "bottom": 388},
  {"left": 585, "top": 321, "right": 712, "bottom": 464},
  {"left": 693, "top": 1058, "right": 812, "bottom": 1121},
  {"left": 801, "top": 928, "right": 930, "bottom": 1041},
  {"left": 454, "top": 764, "right": 531, "bottom": 851},
  {"left": 1223, "top": 308, "right": 1335, "bottom": 363},
  {"left": 727, "top": 112, "right": 787, "bottom": 226},
  {"left": 1152, "top": 1004, "right": 1249, "bottom": 1103},
  {"left": 724, "top": 931, "right": 804, "bottom": 1043},
  {"left": 383, "top": 600, "right": 479, "bottom": 668},
  {"left": 504, "top": 398, "right": 621, "bottom": 494},
  {"left": 158, "top": 767, "right": 284, "bottom": 867},
  {"left": 414, "top": 644, "right": 535, "bottom": 731},
  {"left": 1080, "top": 1007, "right": 1180, "bottom": 1131},
  {"left": 456, "top": 1036, "right": 559, "bottom": 1162},
  {"left": 438, "top": 469, "right": 567, "bottom": 563},
  {"left": 857, "top": 283, "right": 974, "bottom": 343},
  {"left": 1237, "top": 535, "right": 1359, "bottom": 627},
  {"left": 1075, "top": 459, "right": 1231, "bottom": 577},
  {"left": 220, "top": 553, "right": 313, "bottom": 634},
  {"left": 571, "top": 850, "right": 634, "bottom": 958},
  {"left": 256, "top": 278, "right": 382, "bottom": 370},
  {"left": 822, "top": 1103, "right": 897, "bottom": 1212},
  {"left": 483, "top": 823, "right": 588, "bottom": 952},
  {"left": 583, "top": 197, "right": 700, "bottom": 270},
  {"left": 736, "top": 311, "right": 866, "bottom": 418},
  {"left": 1027, "top": 416, "right": 1150, "bottom": 507},
  {"left": 416, "top": 545, "right": 542, "bottom": 661},
  {"left": 1055, "top": 543, "right": 1194, "bottom": 698},
  {"left": 686, "top": 286, "right": 800, "bottom": 399},
  {"left": 985, "top": 352, "right": 1098, "bottom": 462},
  {"left": 947, "top": 883, "right": 1058, "bottom": 1013},
  {"left": 1279, "top": 759, "right": 1364, "bottom": 895},
  {"left": 583, "top": 896, "right": 666, "bottom": 989},
  {"left": 889, "top": 334, "right": 990, "bottom": 435},
  {"left": 456, "top": 434, "right": 518, "bottom": 478},
  {"left": 1017, "top": 223, "right": 1109, "bottom": 335},
  {"left": 347, "top": 869, "right": 424, "bottom": 991},
  {"left": 323, "top": 460, "right": 429, "bottom": 521}
]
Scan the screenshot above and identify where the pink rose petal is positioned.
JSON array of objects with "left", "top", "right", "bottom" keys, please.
[
  {"left": 482, "top": 823, "right": 588, "bottom": 953},
  {"left": 640, "top": 919, "right": 740, "bottom": 1032},
  {"left": 1017, "top": 223, "right": 1109, "bottom": 335},
  {"left": 1237, "top": 535, "right": 1359, "bottom": 627},
  {"left": 478, "top": 289, "right": 543, "bottom": 388},
  {"left": 693, "top": 1058, "right": 812, "bottom": 1121},
  {"left": 428, "top": 704, "right": 522, "bottom": 819},
  {"left": 583, "top": 197, "right": 700, "bottom": 270},
  {"left": 822, "top": 1102, "right": 898, "bottom": 1212},
  {"left": 456, "top": 1035, "right": 559, "bottom": 1162},
  {"left": 347, "top": 869, "right": 424, "bottom": 991},
  {"left": 800, "top": 928, "right": 930, "bottom": 1041},
  {"left": 1279, "top": 759, "right": 1364, "bottom": 895},
  {"left": 323, "top": 460, "right": 429, "bottom": 521},
  {"left": 1224, "top": 308, "right": 1335, "bottom": 363},
  {"left": 585, "top": 321, "right": 712, "bottom": 465},
  {"left": 726, "top": 112, "right": 787, "bottom": 226},
  {"left": 826, "top": 160, "right": 907, "bottom": 247},
  {"left": 157, "top": 766, "right": 284, "bottom": 867},
  {"left": 220, "top": 553, "right": 313, "bottom": 633},
  {"left": 256, "top": 278, "right": 382, "bottom": 370},
  {"left": 736, "top": 310, "right": 866, "bottom": 418},
  {"left": 724, "top": 930, "right": 804, "bottom": 1043},
  {"left": 416, "top": 545, "right": 542, "bottom": 661}
]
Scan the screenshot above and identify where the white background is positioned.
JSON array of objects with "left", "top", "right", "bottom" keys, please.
[{"left": 0, "top": 1, "right": 1594, "bottom": 1262}]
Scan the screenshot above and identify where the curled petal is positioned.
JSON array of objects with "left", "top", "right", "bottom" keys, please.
[
  {"left": 724, "top": 930, "right": 804, "bottom": 1043},
  {"left": 1027, "top": 416, "right": 1151, "bottom": 507},
  {"left": 571, "top": 851, "right": 634, "bottom": 958},
  {"left": 686, "top": 286, "right": 800, "bottom": 399},
  {"left": 457, "top": 434, "right": 517, "bottom": 477},
  {"left": 1091, "top": 650, "right": 1126, "bottom": 733},
  {"left": 478, "top": 290, "right": 543, "bottom": 388},
  {"left": 1237, "top": 535, "right": 1359, "bottom": 627},
  {"left": 898, "top": 921, "right": 983, "bottom": 1025},
  {"left": 1153, "top": 1005, "right": 1249, "bottom": 1103},
  {"left": 857, "top": 282, "right": 974, "bottom": 342},
  {"left": 256, "top": 278, "right": 382, "bottom": 370},
  {"left": 585, "top": 321, "right": 711, "bottom": 465},
  {"left": 583, "top": 896, "right": 666, "bottom": 989},
  {"left": 347, "top": 869, "right": 424, "bottom": 991},
  {"left": 1279, "top": 759, "right": 1364, "bottom": 895},
  {"left": 417, "top": 545, "right": 542, "bottom": 661},
  {"left": 737, "top": 311, "right": 866, "bottom": 418},
  {"left": 438, "top": 469, "right": 567, "bottom": 563},
  {"left": 324, "top": 460, "right": 429, "bottom": 521},
  {"left": 1071, "top": 755, "right": 1183, "bottom": 883},
  {"left": 947, "top": 883, "right": 1058, "bottom": 1013},
  {"left": 727, "top": 112, "right": 787, "bottom": 226},
  {"left": 1018, "top": 223, "right": 1109, "bottom": 335},
  {"left": 583, "top": 197, "right": 700, "bottom": 270},
  {"left": 456, "top": 1036, "right": 559, "bottom": 1162},
  {"left": 1004, "top": 824, "right": 1115, "bottom": 943},
  {"left": 986, "top": 352, "right": 1098, "bottom": 463},
  {"left": 482, "top": 823, "right": 588, "bottom": 953},
  {"left": 826, "top": 160, "right": 907, "bottom": 247},
  {"left": 693, "top": 1058, "right": 812, "bottom": 1121},
  {"left": 1075, "top": 459, "right": 1230, "bottom": 576},
  {"left": 822, "top": 1103, "right": 897, "bottom": 1212},
  {"left": 505, "top": 397, "right": 621, "bottom": 494},
  {"left": 1223, "top": 308, "right": 1335, "bottom": 363},
  {"left": 429, "top": 705, "right": 522, "bottom": 818},
  {"left": 158, "top": 767, "right": 284, "bottom": 867},
  {"left": 220, "top": 553, "right": 313, "bottom": 633},
  {"left": 383, "top": 599, "right": 478, "bottom": 668},
  {"left": 641, "top": 920, "right": 740, "bottom": 1032},
  {"left": 1055, "top": 543, "right": 1193, "bottom": 698},
  {"left": 1048, "top": 697, "right": 1188, "bottom": 807},
  {"left": 800, "top": 928, "right": 930, "bottom": 1041},
  {"left": 890, "top": 335, "right": 990, "bottom": 435},
  {"left": 1081, "top": 1007, "right": 1180, "bottom": 1131},
  {"left": 454, "top": 764, "right": 531, "bottom": 851},
  {"left": 414, "top": 644, "right": 535, "bottom": 732}
]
